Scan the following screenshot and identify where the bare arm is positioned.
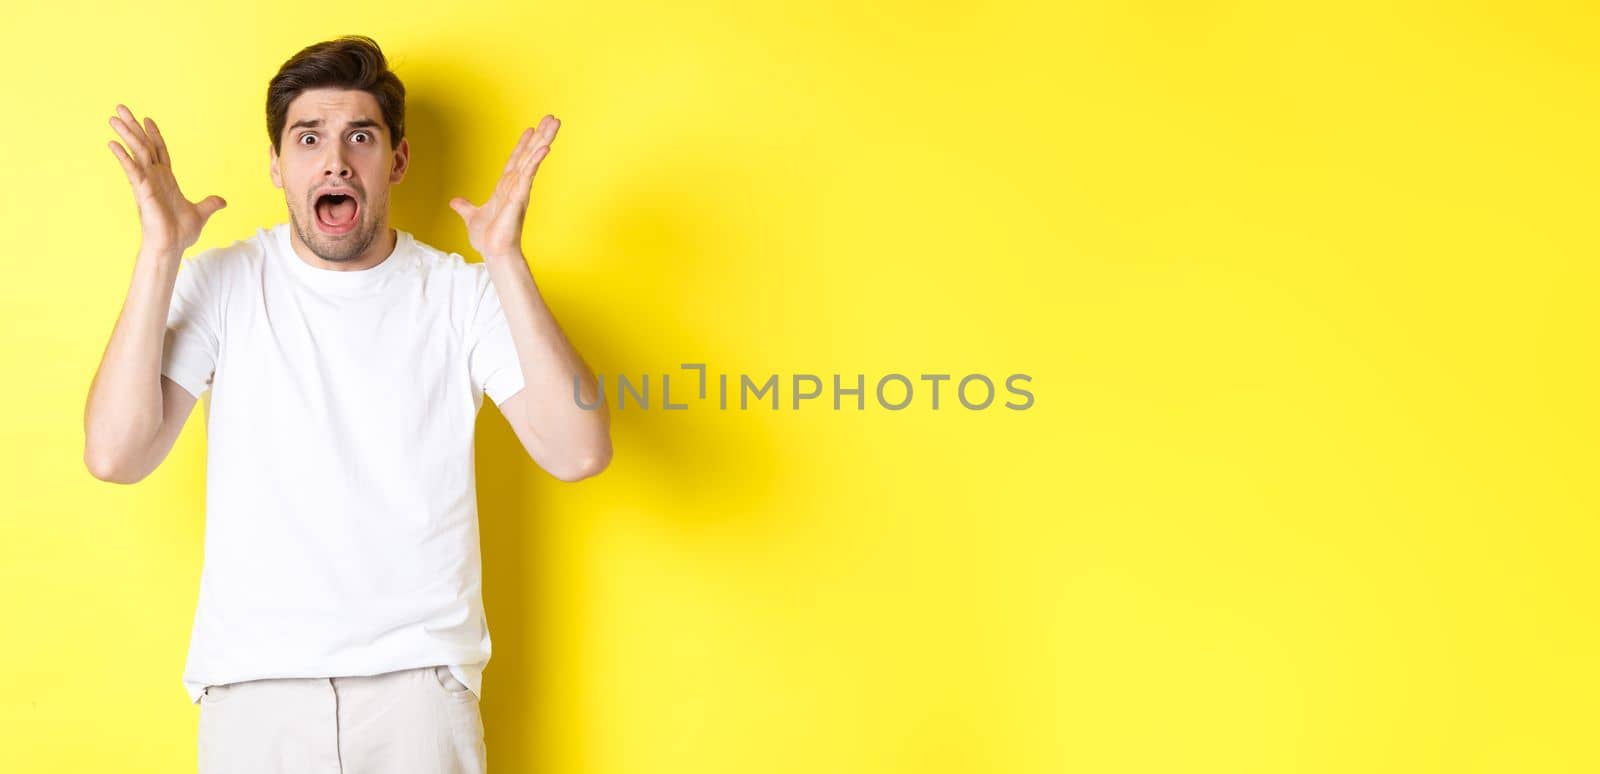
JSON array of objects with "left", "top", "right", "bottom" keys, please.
[
  {"left": 449, "top": 116, "right": 612, "bottom": 482},
  {"left": 488, "top": 264, "right": 612, "bottom": 483},
  {"left": 83, "top": 248, "right": 193, "bottom": 484},
  {"left": 83, "top": 104, "right": 226, "bottom": 484}
]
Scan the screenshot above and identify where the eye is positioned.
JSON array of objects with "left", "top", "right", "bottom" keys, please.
[
  {"left": 298, "top": 133, "right": 317, "bottom": 146},
  {"left": 351, "top": 131, "right": 372, "bottom": 144}
]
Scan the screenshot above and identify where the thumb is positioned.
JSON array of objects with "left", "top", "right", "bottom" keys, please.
[
  {"left": 197, "top": 195, "right": 227, "bottom": 220},
  {"left": 448, "top": 197, "right": 476, "bottom": 220}
]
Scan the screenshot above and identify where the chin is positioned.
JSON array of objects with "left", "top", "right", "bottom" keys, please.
[{"left": 296, "top": 210, "right": 373, "bottom": 263}]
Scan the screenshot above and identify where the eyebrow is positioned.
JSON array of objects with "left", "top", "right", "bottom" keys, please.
[{"left": 287, "top": 118, "right": 383, "bottom": 133}]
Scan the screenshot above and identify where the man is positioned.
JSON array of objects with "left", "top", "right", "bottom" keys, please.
[{"left": 82, "top": 35, "right": 611, "bottom": 772}]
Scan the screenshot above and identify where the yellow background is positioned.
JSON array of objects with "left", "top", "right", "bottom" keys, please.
[{"left": 2, "top": 1, "right": 1596, "bottom": 771}]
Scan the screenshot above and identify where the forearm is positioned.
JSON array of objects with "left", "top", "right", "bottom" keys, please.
[
  {"left": 483, "top": 252, "right": 611, "bottom": 466},
  {"left": 84, "top": 246, "right": 181, "bottom": 478}
]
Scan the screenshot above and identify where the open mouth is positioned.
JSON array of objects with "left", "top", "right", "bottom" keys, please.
[{"left": 314, "top": 192, "right": 360, "bottom": 235}]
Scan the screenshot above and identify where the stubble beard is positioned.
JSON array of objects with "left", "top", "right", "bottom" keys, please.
[{"left": 289, "top": 199, "right": 382, "bottom": 264}]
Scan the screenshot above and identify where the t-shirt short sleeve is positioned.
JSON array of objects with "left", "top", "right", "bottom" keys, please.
[
  {"left": 161, "top": 251, "right": 223, "bottom": 399},
  {"left": 466, "top": 262, "right": 525, "bottom": 407}
]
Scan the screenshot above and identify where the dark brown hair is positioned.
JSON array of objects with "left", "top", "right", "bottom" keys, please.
[{"left": 266, "top": 35, "right": 405, "bottom": 154}]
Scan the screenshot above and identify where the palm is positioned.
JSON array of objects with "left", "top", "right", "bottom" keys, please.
[
  {"left": 450, "top": 115, "right": 560, "bottom": 258},
  {"left": 135, "top": 168, "right": 206, "bottom": 247},
  {"left": 107, "top": 104, "right": 226, "bottom": 256}
]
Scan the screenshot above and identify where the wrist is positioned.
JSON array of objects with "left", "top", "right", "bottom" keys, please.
[
  {"left": 137, "top": 243, "right": 184, "bottom": 266},
  {"left": 482, "top": 248, "right": 527, "bottom": 265}
]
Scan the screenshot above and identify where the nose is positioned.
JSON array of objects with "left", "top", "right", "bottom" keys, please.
[{"left": 322, "top": 148, "right": 352, "bottom": 179}]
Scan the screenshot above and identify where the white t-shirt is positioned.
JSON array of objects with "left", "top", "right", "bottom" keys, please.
[{"left": 162, "top": 222, "right": 525, "bottom": 705}]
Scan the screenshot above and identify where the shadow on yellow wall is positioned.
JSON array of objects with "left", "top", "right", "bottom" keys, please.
[{"left": 396, "top": 68, "right": 790, "bottom": 764}]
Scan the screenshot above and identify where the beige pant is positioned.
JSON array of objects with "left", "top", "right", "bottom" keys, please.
[{"left": 197, "top": 665, "right": 486, "bottom": 773}]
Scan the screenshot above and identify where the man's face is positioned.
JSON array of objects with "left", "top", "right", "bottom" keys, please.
[{"left": 270, "top": 87, "right": 408, "bottom": 264}]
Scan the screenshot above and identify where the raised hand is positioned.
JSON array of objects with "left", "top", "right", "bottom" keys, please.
[
  {"left": 106, "top": 104, "right": 227, "bottom": 257},
  {"left": 448, "top": 115, "right": 560, "bottom": 259}
]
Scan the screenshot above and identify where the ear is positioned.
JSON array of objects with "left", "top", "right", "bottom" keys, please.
[
  {"left": 269, "top": 144, "right": 282, "bottom": 189},
  {"left": 389, "top": 137, "right": 410, "bottom": 185}
]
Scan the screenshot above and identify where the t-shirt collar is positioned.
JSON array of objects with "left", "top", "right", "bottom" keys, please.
[{"left": 274, "top": 222, "right": 411, "bottom": 293}]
